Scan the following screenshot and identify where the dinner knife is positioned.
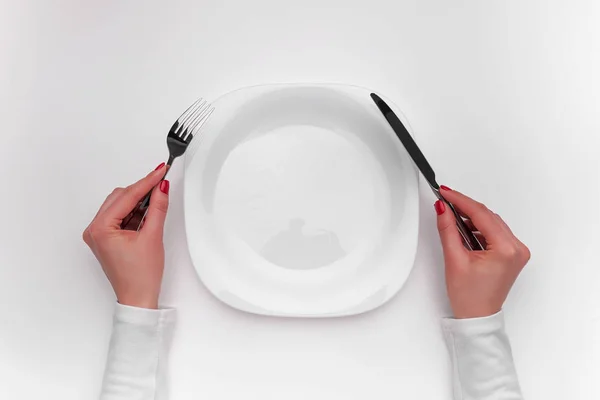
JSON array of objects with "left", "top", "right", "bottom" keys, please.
[{"left": 370, "top": 93, "right": 484, "bottom": 251}]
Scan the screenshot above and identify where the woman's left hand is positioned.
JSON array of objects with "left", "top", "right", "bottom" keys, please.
[{"left": 82, "top": 163, "right": 170, "bottom": 309}]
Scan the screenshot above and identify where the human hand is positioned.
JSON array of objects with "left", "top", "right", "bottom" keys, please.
[
  {"left": 435, "top": 186, "right": 530, "bottom": 319},
  {"left": 83, "top": 164, "right": 170, "bottom": 309}
]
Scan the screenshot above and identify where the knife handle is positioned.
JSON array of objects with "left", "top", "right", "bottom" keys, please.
[
  {"left": 445, "top": 201, "right": 485, "bottom": 251},
  {"left": 432, "top": 188, "right": 484, "bottom": 251}
]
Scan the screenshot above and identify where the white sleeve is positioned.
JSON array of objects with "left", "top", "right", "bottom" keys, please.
[
  {"left": 442, "top": 311, "right": 524, "bottom": 400},
  {"left": 99, "top": 303, "right": 176, "bottom": 400}
]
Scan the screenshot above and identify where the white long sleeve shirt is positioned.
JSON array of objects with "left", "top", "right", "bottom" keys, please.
[{"left": 99, "top": 304, "right": 523, "bottom": 400}]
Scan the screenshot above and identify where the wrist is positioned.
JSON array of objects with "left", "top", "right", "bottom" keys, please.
[
  {"left": 452, "top": 307, "right": 502, "bottom": 319},
  {"left": 117, "top": 295, "right": 159, "bottom": 310},
  {"left": 454, "top": 311, "right": 497, "bottom": 319}
]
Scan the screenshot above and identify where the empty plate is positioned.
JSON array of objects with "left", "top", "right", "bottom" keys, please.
[{"left": 184, "top": 84, "right": 419, "bottom": 317}]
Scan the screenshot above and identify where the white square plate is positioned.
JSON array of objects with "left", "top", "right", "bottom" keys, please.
[{"left": 184, "top": 84, "right": 419, "bottom": 317}]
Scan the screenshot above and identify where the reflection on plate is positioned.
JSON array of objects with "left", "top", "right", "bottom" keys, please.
[
  {"left": 184, "top": 84, "right": 419, "bottom": 317},
  {"left": 261, "top": 218, "right": 347, "bottom": 270}
]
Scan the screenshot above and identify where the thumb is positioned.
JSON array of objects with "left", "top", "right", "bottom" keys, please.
[
  {"left": 142, "top": 180, "right": 170, "bottom": 237},
  {"left": 435, "top": 200, "right": 467, "bottom": 263}
]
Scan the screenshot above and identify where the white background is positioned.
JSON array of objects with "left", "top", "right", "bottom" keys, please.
[{"left": 1, "top": 1, "right": 599, "bottom": 399}]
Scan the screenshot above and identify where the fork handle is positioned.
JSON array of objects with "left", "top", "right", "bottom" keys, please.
[{"left": 120, "top": 157, "right": 174, "bottom": 231}]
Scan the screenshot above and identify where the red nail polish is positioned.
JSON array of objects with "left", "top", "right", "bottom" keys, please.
[
  {"left": 440, "top": 185, "right": 452, "bottom": 191},
  {"left": 159, "top": 180, "right": 170, "bottom": 194},
  {"left": 434, "top": 200, "right": 446, "bottom": 215},
  {"left": 154, "top": 162, "right": 165, "bottom": 171}
]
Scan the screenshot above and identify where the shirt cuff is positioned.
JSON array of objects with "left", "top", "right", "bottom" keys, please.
[
  {"left": 114, "top": 303, "right": 176, "bottom": 327},
  {"left": 441, "top": 310, "right": 505, "bottom": 337}
]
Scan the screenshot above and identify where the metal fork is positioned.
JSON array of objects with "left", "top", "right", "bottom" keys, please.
[{"left": 121, "top": 97, "right": 215, "bottom": 230}]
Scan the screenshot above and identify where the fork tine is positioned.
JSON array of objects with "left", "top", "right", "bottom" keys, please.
[
  {"left": 179, "top": 98, "right": 205, "bottom": 122},
  {"left": 186, "top": 106, "right": 214, "bottom": 141},
  {"left": 182, "top": 105, "right": 214, "bottom": 142},
  {"left": 168, "top": 98, "right": 201, "bottom": 133},
  {"left": 175, "top": 98, "right": 206, "bottom": 135},
  {"left": 184, "top": 101, "right": 211, "bottom": 130},
  {"left": 195, "top": 106, "right": 214, "bottom": 131},
  {"left": 180, "top": 101, "right": 211, "bottom": 139}
]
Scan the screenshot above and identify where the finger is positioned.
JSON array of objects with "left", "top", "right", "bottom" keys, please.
[
  {"left": 464, "top": 205, "right": 510, "bottom": 237},
  {"left": 103, "top": 164, "right": 167, "bottom": 223},
  {"left": 494, "top": 213, "right": 515, "bottom": 236},
  {"left": 141, "top": 179, "right": 169, "bottom": 237},
  {"left": 439, "top": 187, "right": 505, "bottom": 243},
  {"left": 435, "top": 200, "right": 468, "bottom": 262},
  {"left": 454, "top": 205, "right": 469, "bottom": 220},
  {"left": 450, "top": 202, "right": 477, "bottom": 231},
  {"left": 493, "top": 213, "right": 528, "bottom": 259}
]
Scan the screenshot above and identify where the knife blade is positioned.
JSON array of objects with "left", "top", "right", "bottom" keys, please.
[
  {"left": 370, "top": 93, "right": 439, "bottom": 191},
  {"left": 370, "top": 93, "right": 484, "bottom": 251}
]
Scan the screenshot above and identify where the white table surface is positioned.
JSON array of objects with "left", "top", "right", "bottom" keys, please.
[{"left": 1, "top": 1, "right": 599, "bottom": 399}]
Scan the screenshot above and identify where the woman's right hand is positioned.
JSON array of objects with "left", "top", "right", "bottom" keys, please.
[
  {"left": 82, "top": 164, "right": 170, "bottom": 309},
  {"left": 435, "top": 186, "right": 531, "bottom": 319}
]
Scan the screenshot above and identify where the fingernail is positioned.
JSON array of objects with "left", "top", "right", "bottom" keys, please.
[
  {"left": 434, "top": 200, "right": 446, "bottom": 215},
  {"left": 154, "top": 162, "right": 165, "bottom": 171},
  {"left": 159, "top": 180, "right": 170, "bottom": 194},
  {"left": 440, "top": 185, "right": 452, "bottom": 191}
]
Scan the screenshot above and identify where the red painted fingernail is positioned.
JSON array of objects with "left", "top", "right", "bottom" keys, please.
[
  {"left": 159, "top": 180, "right": 170, "bottom": 194},
  {"left": 434, "top": 200, "right": 446, "bottom": 215},
  {"left": 440, "top": 185, "right": 452, "bottom": 191},
  {"left": 154, "top": 162, "right": 165, "bottom": 171}
]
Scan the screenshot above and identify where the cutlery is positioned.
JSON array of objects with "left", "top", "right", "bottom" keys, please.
[
  {"left": 121, "top": 97, "right": 215, "bottom": 230},
  {"left": 370, "top": 93, "right": 483, "bottom": 250}
]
